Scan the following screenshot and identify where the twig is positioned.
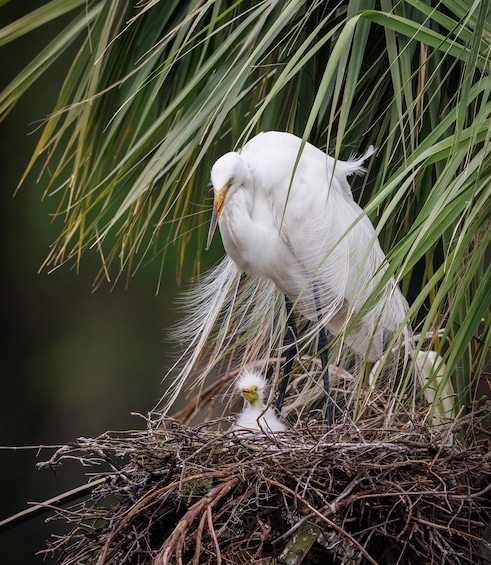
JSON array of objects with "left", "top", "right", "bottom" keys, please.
[
  {"left": 154, "top": 475, "right": 242, "bottom": 565},
  {"left": 191, "top": 510, "right": 208, "bottom": 565},
  {"left": 0, "top": 478, "right": 105, "bottom": 533},
  {"left": 27, "top": 410, "right": 491, "bottom": 565},
  {"left": 206, "top": 505, "right": 221, "bottom": 565},
  {"left": 264, "top": 477, "right": 379, "bottom": 565}
]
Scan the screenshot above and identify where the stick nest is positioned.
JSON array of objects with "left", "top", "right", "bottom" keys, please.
[{"left": 39, "top": 408, "right": 491, "bottom": 565}]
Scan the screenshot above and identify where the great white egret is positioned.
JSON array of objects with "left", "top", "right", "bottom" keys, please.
[
  {"left": 205, "top": 131, "right": 408, "bottom": 425},
  {"left": 233, "top": 368, "right": 287, "bottom": 433},
  {"left": 162, "top": 131, "right": 452, "bottom": 428}
]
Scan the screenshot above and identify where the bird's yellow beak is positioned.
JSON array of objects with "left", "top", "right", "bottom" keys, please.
[
  {"left": 206, "top": 184, "right": 228, "bottom": 250},
  {"left": 241, "top": 386, "right": 259, "bottom": 405}
]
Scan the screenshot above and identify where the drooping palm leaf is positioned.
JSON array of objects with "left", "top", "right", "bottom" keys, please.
[{"left": 1, "top": 0, "right": 489, "bottom": 417}]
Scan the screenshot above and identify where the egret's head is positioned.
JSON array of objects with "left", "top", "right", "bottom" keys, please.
[
  {"left": 236, "top": 368, "right": 267, "bottom": 407},
  {"left": 206, "top": 152, "right": 245, "bottom": 249}
]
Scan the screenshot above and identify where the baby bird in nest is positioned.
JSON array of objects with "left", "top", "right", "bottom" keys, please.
[{"left": 233, "top": 368, "right": 287, "bottom": 433}]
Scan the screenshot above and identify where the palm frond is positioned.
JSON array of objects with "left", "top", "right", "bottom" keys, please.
[{"left": 1, "top": 0, "right": 489, "bottom": 421}]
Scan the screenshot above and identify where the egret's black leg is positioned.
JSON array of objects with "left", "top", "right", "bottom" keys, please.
[
  {"left": 276, "top": 296, "right": 297, "bottom": 414},
  {"left": 313, "top": 287, "right": 333, "bottom": 433}
]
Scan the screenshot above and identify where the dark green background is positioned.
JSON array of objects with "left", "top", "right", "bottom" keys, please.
[{"left": 0, "top": 3, "right": 219, "bottom": 562}]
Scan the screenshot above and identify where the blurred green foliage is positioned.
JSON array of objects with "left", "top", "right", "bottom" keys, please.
[{"left": 0, "top": 3, "right": 188, "bottom": 563}]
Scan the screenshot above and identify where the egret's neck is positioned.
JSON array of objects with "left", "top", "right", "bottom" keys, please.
[
  {"left": 250, "top": 398, "right": 265, "bottom": 410},
  {"left": 228, "top": 161, "right": 253, "bottom": 211}
]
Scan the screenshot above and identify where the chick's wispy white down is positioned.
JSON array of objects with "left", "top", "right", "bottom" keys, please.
[{"left": 233, "top": 369, "right": 286, "bottom": 433}]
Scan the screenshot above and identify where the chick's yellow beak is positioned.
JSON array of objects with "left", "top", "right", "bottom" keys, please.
[
  {"left": 206, "top": 185, "right": 228, "bottom": 250},
  {"left": 242, "top": 386, "right": 259, "bottom": 405}
]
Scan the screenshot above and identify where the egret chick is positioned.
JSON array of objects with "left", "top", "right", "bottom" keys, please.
[{"left": 233, "top": 369, "right": 287, "bottom": 433}]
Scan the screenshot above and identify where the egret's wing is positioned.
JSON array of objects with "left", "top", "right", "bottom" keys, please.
[{"left": 243, "top": 132, "right": 408, "bottom": 361}]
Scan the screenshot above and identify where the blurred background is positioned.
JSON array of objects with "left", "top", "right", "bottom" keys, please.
[{"left": 0, "top": 3, "right": 219, "bottom": 562}]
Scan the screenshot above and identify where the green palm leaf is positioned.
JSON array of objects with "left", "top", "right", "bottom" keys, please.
[{"left": 1, "top": 0, "right": 489, "bottom": 419}]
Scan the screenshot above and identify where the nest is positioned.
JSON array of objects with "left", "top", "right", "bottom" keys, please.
[{"left": 38, "top": 408, "right": 491, "bottom": 565}]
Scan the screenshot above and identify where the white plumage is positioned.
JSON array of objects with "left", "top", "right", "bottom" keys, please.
[
  {"left": 415, "top": 351, "right": 456, "bottom": 426},
  {"left": 207, "top": 131, "right": 408, "bottom": 361},
  {"left": 233, "top": 369, "right": 287, "bottom": 433}
]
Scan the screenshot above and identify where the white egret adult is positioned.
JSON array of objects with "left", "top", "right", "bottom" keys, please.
[
  {"left": 206, "top": 131, "right": 409, "bottom": 427},
  {"left": 233, "top": 368, "right": 287, "bottom": 432}
]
